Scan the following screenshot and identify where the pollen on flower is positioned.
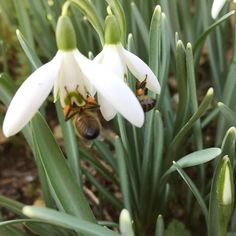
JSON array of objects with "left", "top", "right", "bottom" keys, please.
[{"left": 63, "top": 86, "right": 85, "bottom": 107}]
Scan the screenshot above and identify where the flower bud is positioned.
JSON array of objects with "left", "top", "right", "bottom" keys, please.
[
  {"left": 119, "top": 209, "right": 134, "bottom": 236},
  {"left": 208, "top": 155, "right": 234, "bottom": 236},
  {"left": 56, "top": 15, "right": 76, "bottom": 51},
  {"left": 217, "top": 156, "right": 234, "bottom": 209},
  {"left": 104, "top": 15, "right": 121, "bottom": 44}
]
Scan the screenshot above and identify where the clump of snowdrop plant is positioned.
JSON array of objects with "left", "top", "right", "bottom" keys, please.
[{"left": 0, "top": 1, "right": 236, "bottom": 236}]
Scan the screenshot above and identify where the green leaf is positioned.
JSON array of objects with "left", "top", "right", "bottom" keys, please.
[
  {"left": 172, "top": 162, "right": 208, "bottom": 223},
  {"left": 22, "top": 206, "right": 120, "bottom": 236},
  {"left": 115, "top": 136, "right": 132, "bottom": 214},
  {"left": 193, "top": 10, "right": 235, "bottom": 52},
  {"left": 93, "top": 140, "right": 117, "bottom": 172},
  {"left": 70, "top": 0, "right": 104, "bottom": 45},
  {"left": 158, "top": 12, "right": 173, "bottom": 141},
  {"left": 0, "top": 195, "right": 24, "bottom": 217},
  {"left": 155, "top": 215, "right": 164, "bottom": 236},
  {"left": 55, "top": 101, "right": 81, "bottom": 184},
  {"left": 152, "top": 110, "right": 164, "bottom": 187},
  {"left": 186, "top": 43, "right": 203, "bottom": 150},
  {"left": 166, "top": 148, "right": 221, "bottom": 175},
  {"left": 31, "top": 112, "right": 95, "bottom": 222},
  {"left": 130, "top": 2, "right": 148, "bottom": 50},
  {"left": 217, "top": 54, "right": 236, "bottom": 144},
  {"left": 12, "top": 0, "right": 35, "bottom": 51},
  {"left": 174, "top": 40, "right": 188, "bottom": 134},
  {"left": 116, "top": 114, "right": 138, "bottom": 204},
  {"left": 221, "top": 127, "right": 236, "bottom": 167},
  {"left": 218, "top": 102, "right": 236, "bottom": 127},
  {"left": 149, "top": 5, "right": 162, "bottom": 77},
  {"left": 0, "top": 73, "right": 56, "bottom": 209},
  {"left": 0, "top": 195, "right": 71, "bottom": 236},
  {"left": 0, "top": 226, "right": 30, "bottom": 236},
  {"left": 168, "top": 88, "right": 214, "bottom": 155},
  {"left": 83, "top": 169, "right": 122, "bottom": 210},
  {"left": 164, "top": 219, "right": 191, "bottom": 236},
  {"left": 16, "top": 29, "right": 41, "bottom": 69}
]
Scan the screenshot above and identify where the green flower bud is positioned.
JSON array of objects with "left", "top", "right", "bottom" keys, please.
[
  {"left": 217, "top": 156, "right": 234, "bottom": 213},
  {"left": 56, "top": 15, "right": 76, "bottom": 51},
  {"left": 208, "top": 155, "right": 234, "bottom": 236},
  {"left": 104, "top": 15, "right": 121, "bottom": 44}
]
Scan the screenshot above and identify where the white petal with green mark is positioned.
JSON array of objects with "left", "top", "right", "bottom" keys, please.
[{"left": 56, "top": 50, "right": 87, "bottom": 106}]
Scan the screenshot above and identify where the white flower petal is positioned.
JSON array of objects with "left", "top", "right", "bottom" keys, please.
[
  {"left": 96, "top": 44, "right": 126, "bottom": 79},
  {"left": 93, "top": 50, "right": 104, "bottom": 63},
  {"left": 3, "top": 55, "right": 61, "bottom": 137},
  {"left": 98, "top": 93, "right": 117, "bottom": 120},
  {"left": 211, "top": 0, "right": 226, "bottom": 19},
  {"left": 122, "top": 48, "right": 161, "bottom": 94},
  {"left": 57, "top": 50, "right": 87, "bottom": 106},
  {"left": 75, "top": 51, "right": 144, "bottom": 127},
  {"left": 83, "top": 74, "right": 96, "bottom": 97}
]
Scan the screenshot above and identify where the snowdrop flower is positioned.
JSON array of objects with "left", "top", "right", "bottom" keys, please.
[
  {"left": 3, "top": 15, "right": 144, "bottom": 137},
  {"left": 94, "top": 15, "right": 161, "bottom": 120},
  {"left": 211, "top": 0, "right": 236, "bottom": 19}
]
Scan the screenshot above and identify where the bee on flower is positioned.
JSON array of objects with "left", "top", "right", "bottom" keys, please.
[
  {"left": 3, "top": 14, "right": 146, "bottom": 137},
  {"left": 94, "top": 15, "right": 161, "bottom": 120}
]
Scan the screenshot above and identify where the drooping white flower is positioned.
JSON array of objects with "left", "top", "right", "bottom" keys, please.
[
  {"left": 211, "top": 0, "right": 226, "bottom": 19},
  {"left": 3, "top": 16, "right": 144, "bottom": 137},
  {"left": 211, "top": 0, "right": 236, "bottom": 19},
  {"left": 94, "top": 15, "right": 161, "bottom": 120}
]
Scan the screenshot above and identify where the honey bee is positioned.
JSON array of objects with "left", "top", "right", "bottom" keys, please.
[
  {"left": 63, "top": 88, "right": 101, "bottom": 140},
  {"left": 73, "top": 110, "right": 101, "bottom": 140},
  {"left": 136, "top": 76, "right": 156, "bottom": 112}
]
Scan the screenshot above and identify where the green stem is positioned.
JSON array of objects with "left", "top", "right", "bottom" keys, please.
[{"left": 62, "top": 1, "right": 71, "bottom": 16}]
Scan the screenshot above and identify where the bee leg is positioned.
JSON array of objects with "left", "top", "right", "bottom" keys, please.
[
  {"left": 63, "top": 105, "right": 72, "bottom": 121},
  {"left": 81, "top": 92, "right": 100, "bottom": 110},
  {"left": 86, "top": 93, "right": 98, "bottom": 105},
  {"left": 141, "top": 75, "right": 148, "bottom": 95},
  {"left": 136, "top": 76, "right": 147, "bottom": 96}
]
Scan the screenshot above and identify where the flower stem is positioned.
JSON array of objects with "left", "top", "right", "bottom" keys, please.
[{"left": 62, "top": 1, "right": 71, "bottom": 16}]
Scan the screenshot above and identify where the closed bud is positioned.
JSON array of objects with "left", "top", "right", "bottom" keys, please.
[
  {"left": 56, "top": 15, "right": 76, "bottom": 51},
  {"left": 119, "top": 209, "right": 135, "bottom": 236},
  {"left": 208, "top": 155, "right": 234, "bottom": 236},
  {"left": 104, "top": 15, "right": 121, "bottom": 44},
  {"left": 217, "top": 156, "right": 234, "bottom": 214}
]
